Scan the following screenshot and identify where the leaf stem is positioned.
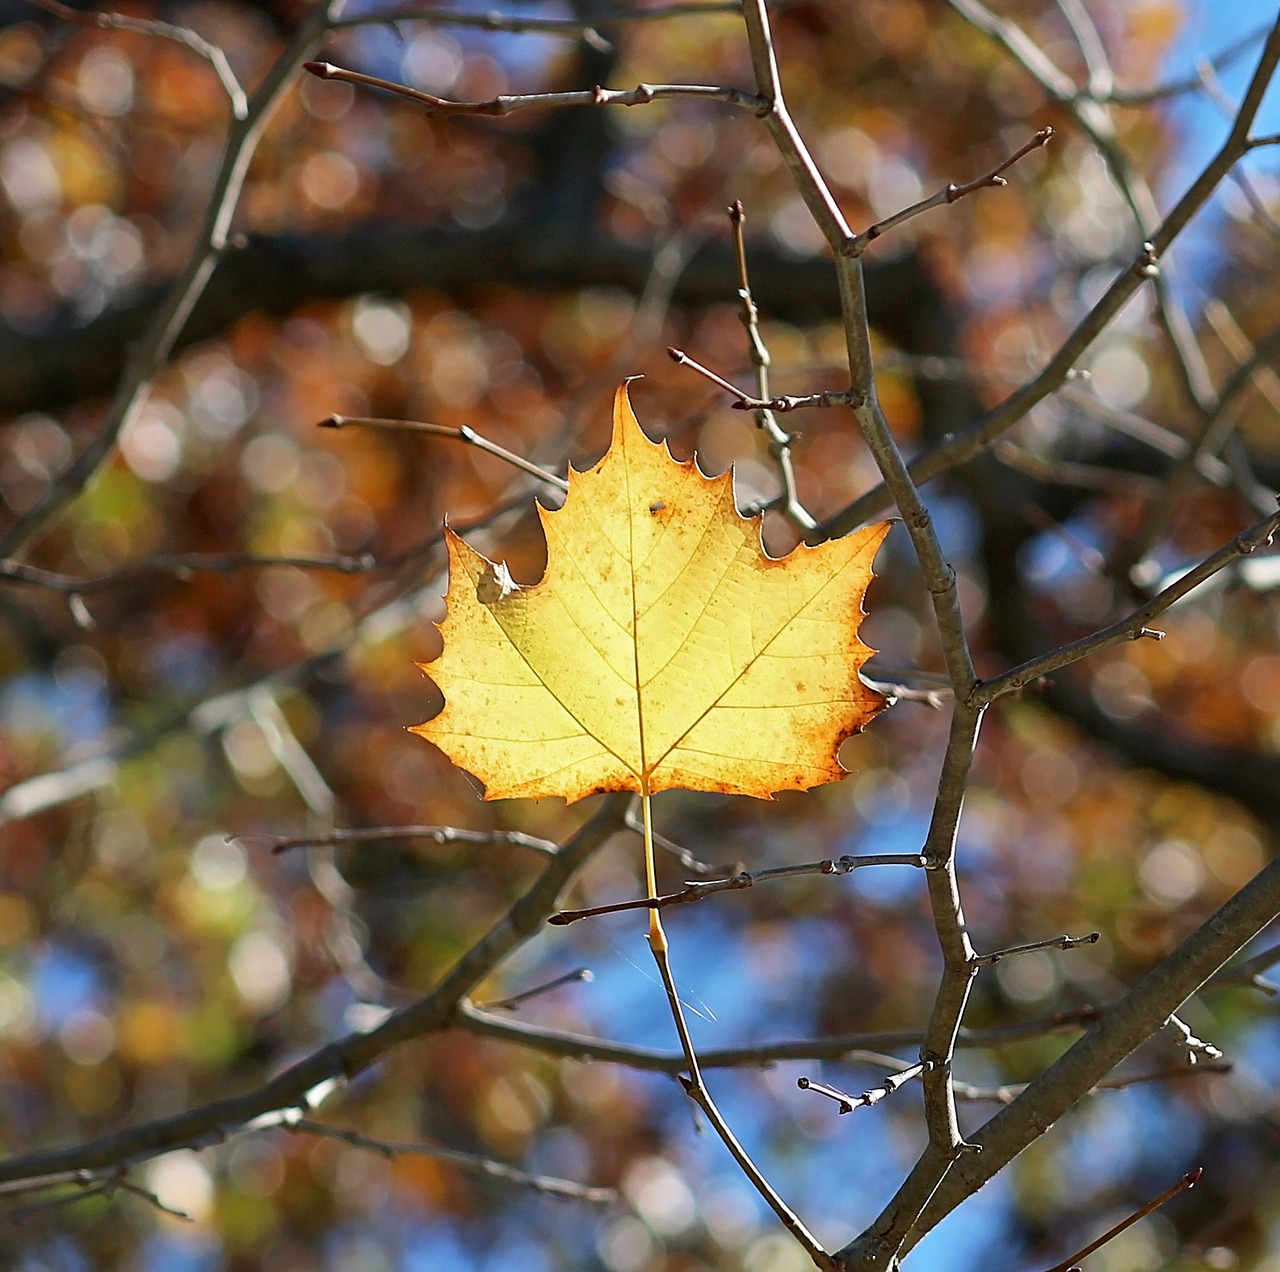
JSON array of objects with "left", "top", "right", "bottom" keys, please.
[{"left": 641, "top": 791, "right": 665, "bottom": 950}]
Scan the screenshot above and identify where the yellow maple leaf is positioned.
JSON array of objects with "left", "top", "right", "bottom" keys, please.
[{"left": 412, "top": 385, "right": 889, "bottom": 807}]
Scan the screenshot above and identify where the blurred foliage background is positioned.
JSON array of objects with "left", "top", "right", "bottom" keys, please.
[{"left": 1, "top": 0, "right": 1280, "bottom": 1269}]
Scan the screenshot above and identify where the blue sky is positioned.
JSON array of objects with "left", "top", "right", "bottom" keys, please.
[{"left": 1160, "top": 1, "right": 1280, "bottom": 283}]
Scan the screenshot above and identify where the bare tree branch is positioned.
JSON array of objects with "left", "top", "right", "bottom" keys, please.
[
  {"left": 304, "top": 60, "right": 768, "bottom": 116},
  {"left": 0, "top": 796, "right": 628, "bottom": 1185},
  {"left": 1039, "top": 1167, "right": 1202, "bottom": 1272},
  {"left": 548, "top": 851, "right": 927, "bottom": 925},
  {"left": 455, "top": 1002, "right": 1106, "bottom": 1074},
  {"left": 332, "top": 1, "right": 742, "bottom": 37},
  {"left": 255, "top": 825, "right": 559, "bottom": 858},
  {"left": 845, "top": 127, "right": 1053, "bottom": 256},
  {"left": 26, "top": 0, "right": 249, "bottom": 118},
  {"left": 820, "top": 14, "right": 1280, "bottom": 536},
  {"left": 972, "top": 505, "right": 1280, "bottom": 706},
  {"left": 884, "top": 852, "right": 1280, "bottom": 1262},
  {"left": 286, "top": 1118, "right": 615, "bottom": 1203},
  {"left": 0, "top": 0, "right": 347, "bottom": 560}
]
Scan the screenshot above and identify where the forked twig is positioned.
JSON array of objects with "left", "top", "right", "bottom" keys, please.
[
  {"left": 971, "top": 504, "right": 1280, "bottom": 705},
  {"left": 818, "top": 3, "right": 1280, "bottom": 541},
  {"left": 798, "top": 1063, "right": 926, "bottom": 1115},
  {"left": 668, "top": 345, "right": 856, "bottom": 414},
  {"left": 0, "top": 4, "right": 344, "bottom": 562},
  {"left": 727, "top": 201, "right": 816, "bottom": 531}
]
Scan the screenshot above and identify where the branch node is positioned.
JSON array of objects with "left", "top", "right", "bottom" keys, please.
[
  {"left": 1133, "top": 241, "right": 1160, "bottom": 278},
  {"left": 68, "top": 593, "right": 95, "bottom": 629}
]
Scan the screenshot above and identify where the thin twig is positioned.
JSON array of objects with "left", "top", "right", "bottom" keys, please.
[
  {"left": 735, "top": 390, "right": 856, "bottom": 412},
  {"left": 1060, "top": 386, "right": 1233, "bottom": 485},
  {"left": 26, "top": 0, "right": 248, "bottom": 117},
  {"left": 457, "top": 1001, "right": 1104, "bottom": 1073},
  {"left": 845, "top": 128, "right": 1053, "bottom": 257},
  {"left": 1104, "top": 23, "right": 1270, "bottom": 104},
  {"left": 333, "top": 1, "right": 741, "bottom": 38},
  {"left": 256, "top": 825, "right": 558, "bottom": 858},
  {"left": 727, "top": 201, "right": 816, "bottom": 531},
  {"left": 0, "top": 797, "right": 629, "bottom": 1185},
  {"left": 1166, "top": 1014, "right": 1223, "bottom": 1064},
  {"left": 954, "top": 1061, "right": 1231, "bottom": 1105},
  {"left": 1208, "top": 941, "right": 1280, "bottom": 995},
  {"left": 246, "top": 687, "right": 391, "bottom": 1003},
  {"left": 288, "top": 1119, "right": 614, "bottom": 1202},
  {"left": 304, "top": 61, "right": 767, "bottom": 115},
  {"left": 0, "top": 1163, "right": 198, "bottom": 1226},
  {"left": 1204, "top": 306, "right": 1280, "bottom": 420},
  {"left": 820, "top": 15, "right": 1280, "bottom": 538},
  {"left": 1039, "top": 1168, "right": 1203, "bottom": 1272},
  {"left": 549, "top": 852, "right": 927, "bottom": 925},
  {"left": 668, "top": 345, "right": 858, "bottom": 415},
  {"left": 320, "top": 415, "right": 569, "bottom": 493},
  {"left": 798, "top": 1063, "right": 926, "bottom": 1115},
  {"left": 0, "top": 1182, "right": 110, "bottom": 1228},
  {"left": 624, "top": 799, "right": 726, "bottom": 876},
  {"left": 108, "top": 1175, "right": 194, "bottom": 1221},
  {"left": 971, "top": 505, "right": 1280, "bottom": 705},
  {"left": 0, "top": 552, "right": 382, "bottom": 599},
  {"left": 667, "top": 346, "right": 752, "bottom": 399},
  {"left": 994, "top": 441, "right": 1161, "bottom": 497},
  {"left": 1054, "top": 0, "right": 1112, "bottom": 98},
  {"left": 477, "top": 969, "right": 593, "bottom": 1012},
  {"left": 0, "top": 1, "right": 345, "bottom": 561},
  {"left": 972, "top": 932, "right": 1100, "bottom": 968}
]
